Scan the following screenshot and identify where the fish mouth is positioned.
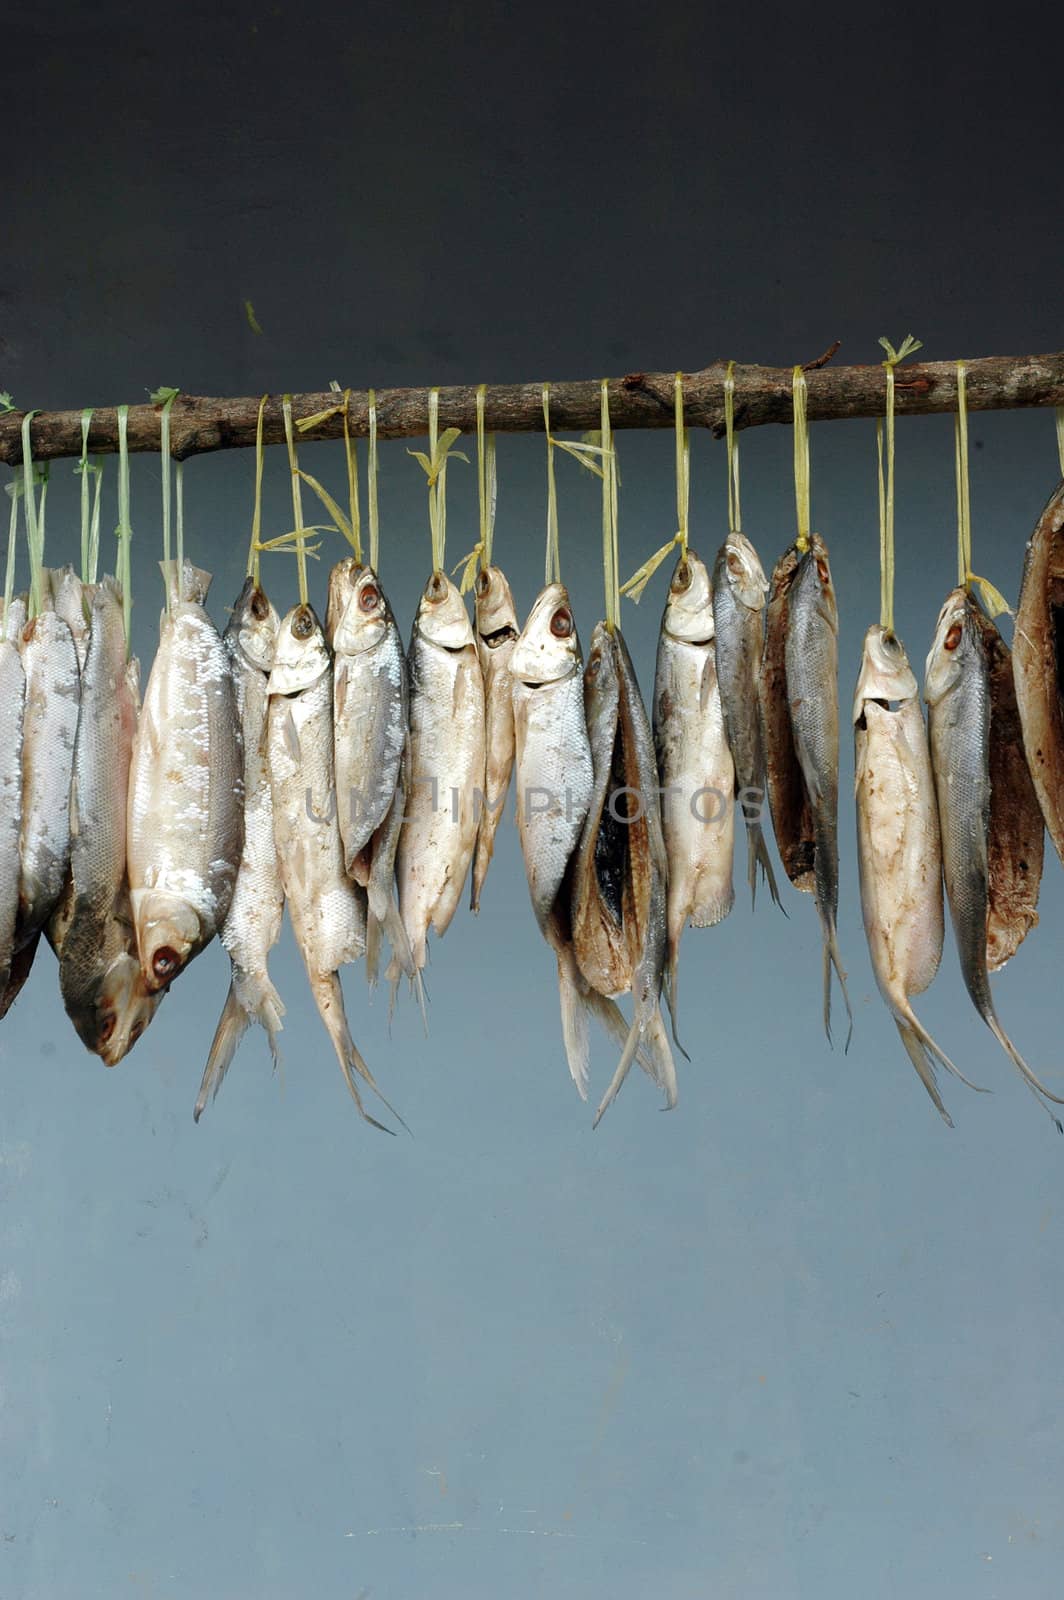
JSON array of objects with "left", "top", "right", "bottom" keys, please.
[{"left": 480, "top": 624, "right": 518, "bottom": 649}]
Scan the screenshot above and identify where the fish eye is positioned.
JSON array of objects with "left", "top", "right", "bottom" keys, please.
[
  {"left": 586, "top": 650, "right": 600, "bottom": 677},
  {"left": 426, "top": 571, "right": 447, "bottom": 601},
  {"left": 673, "top": 560, "right": 692, "bottom": 592},
  {"left": 550, "top": 607, "right": 573, "bottom": 638},
  {"left": 475, "top": 570, "right": 491, "bottom": 598},
  {"left": 726, "top": 552, "right": 743, "bottom": 576},
  {"left": 152, "top": 946, "right": 179, "bottom": 981},
  {"left": 292, "top": 607, "right": 314, "bottom": 640},
  {"left": 944, "top": 623, "right": 963, "bottom": 651},
  {"left": 98, "top": 1012, "right": 117, "bottom": 1044},
  {"left": 250, "top": 588, "right": 270, "bottom": 621},
  {"left": 816, "top": 558, "right": 830, "bottom": 584},
  {"left": 358, "top": 582, "right": 380, "bottom": 613}
]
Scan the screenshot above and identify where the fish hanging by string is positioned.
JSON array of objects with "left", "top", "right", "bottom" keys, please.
[
  {"left": 571, "top": 622, "right": 676, "bottom": 1125},
  {"left": 854, "top": 624, "right": 983, "bottom": 1125},
  {"left": 268, "top": 601, "right": 405, "bottom": 1132},
  {"left": 1013, "top": 478, "right": 1064, "bottom": 865},
  {"left": 967, "top": 604, "right": 1043, "bottom": 970},
  {"left": 712, "top": 530, "right": 782, "bottom": 909},
  {"left": 925, "top": 587, "right": 1064, "bottom": 1128},
  {"left": 52, "top": 566, "right": 93, "bottom": 672},
  {"left": 759, "top": 543, "right": 815, "bottom": 893},
  {"left": 471, "top": 564, "right": 518, "bottom": 912},
  {"left": 326, "top": 558, "right": 418, "bottom": 996},
  {"left": 0, "top": 621, "right": 26, "bottom": 1005},
  {"left": 653, "top": 550, "right": 734, "bottom": 1034},
  {"left": 397, "top": 571, "right": 485, "bottom": 975},
  {"left": 195, "top": 579, "right": 285, "bottom": 1122},
  {"left": 51, "top": 579, "right": 163, "bottom": 1063},
  {"left": 127, "top": 560, "right": 244, "bottom": 993},
  {"left": 784, "top": 534, "right": 852, "bottom": 1046}
]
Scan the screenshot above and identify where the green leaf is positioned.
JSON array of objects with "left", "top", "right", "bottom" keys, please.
[
  {"left": 0, "top": 392, "right": 14, "bottom": 413},
  {"left": 244, "top": 299, "right": 263, "bottom": 335},
  {"left": 150, "top": 385, "right": 180, "bottom": 406}
]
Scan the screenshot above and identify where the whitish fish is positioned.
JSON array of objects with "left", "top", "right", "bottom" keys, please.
[
  {"left": 195, "top": 579, "right": 285, "bottom": 1122},
  {"left": 784, "top": 534, "right": 852, "bottom": 1045},
  {"left": 654, "top": 550, "right": 735, "bottom": 1028},
  {"left": 53, "top": 579, "right": 163, "bottom": 1063},
  {"left": 1013, "top": 479, "right": 1064, "bottom": 864},
  {"left": 397, "top": 571, "right": 485, "bottom": 974},
  {"left": 712, "top": 531, "right": 782, "bottom": 907},
  {"left": 52, "top": 566, "right": 93, "bottom": 672},
  {"left": 760, "top": 543, "right": 815, "bottom": 892},
  {"left": 0, "top": 633, "right": 26, "bottom": 999},
  {"left": 127, "top": 560, "right": 244, "bottom": 991},
  {"left": 571, "top": 623, "right": 677, "bottom": 1125},
  {"left": 854, "top": 625, "right": 981, "bottom": 1125},
  {"left": 268, "top": 602, "right": 404, "bottom": 1131},
  {"left": 925, "top": 588, "right": 1064, "bottom": 1128},
  {"left": 471, "top": 564, "right": 518, "bottom": 912}
]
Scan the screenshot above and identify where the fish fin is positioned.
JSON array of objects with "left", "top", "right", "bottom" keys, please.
[
  {"left": 282, "top": 705, "right": 301, "bottom": 765},
  {"left": 821, "top": 920, "right": 853, "bottom": 1052},
  {"left": 194, "top": 983, "right": 250, "bottom": 1122},
  {"left": 643, "top": 1003, "right": 679, "bottom": 1108},
  {"left": 311, "top": 970, "right": 410, "bottom": 1135},
  {"left": 896, "top": 1001, "right": 986, "bottom": 1094},
  {"left": 661, "top": 943, "right": 692, "bottom": 1061},
  {"left": 747, "top": 821, "right": 786, "bottom": 914},
  {"left": 593, "top": 1014, "right": 641, "bottom": 1127},
  {"left": 365, "top": 910, "right": 381, "bottom": 988},
  {"left": 556, "top": 949, "right": 590, "bottom": 1100},
  {"left": 984, "top": 1014, "right": 1064, "bottom": 1130},
  {"left": 369, "top": 888, "right": 427, "bottom": 1024},
  {"left": 894, "top": 1017, "right": 955, "bottom": 1128},
  {"left": 593, "top": 999, "right": 677, "bottom": 1128}
]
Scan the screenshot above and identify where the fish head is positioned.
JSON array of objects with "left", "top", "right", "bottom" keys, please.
[
  {"left": 853, "top": 624, "right": 918, "bottom": 723},
  {"left": 69, "top": 954, "right": 162, "bottom": 1065},
  {"left": 324, "top": 557, "right": 364, "bottom": 648},
  {"left": 924, "top": 586, "right": 978, "bottom": 707},
  {"left": 473, "top": 565, "right": 519, "bottom": 647},
  {"left": 330, "top": 562, "right": 393, "bottom": 656},
  {"left": 511, "top": 583, "right": 582, "bottom": 684},
  {"left": 793, "top": 533, "right": 838, "bottom": 633},
  {"left": 133, "top": 891, "right": 204, "bottom": 992},
  {"left": 228, "top": 576, "right": 280, "bottom": 672},
  {"left": 718, "top": 531, "right": 769, "bottom": 611},
  {"left": 269, "top": 603, "right": 330, "bottom": 695},
  {"left": 583, "top": 620, "right": 621, "bottom": 726},
  {"left": 663, "top": 550, "right": 715, "bottom": 643},
  {"left": 415, "top": 570, "right": 474, "bottom": 651}
]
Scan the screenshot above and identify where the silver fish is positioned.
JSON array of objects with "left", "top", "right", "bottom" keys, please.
[
  {"left": 51, "top": 566, "right": 93, "bottom": 672},
  {"left": 195, "top": 579, "right": 285, "bottom": 1122},
  {"left": 925, "top": 587, "right": 1064, "bottom": 1127},
  {"left": 784, "top": 534, "right": 852, "bottom": 1045},
  {"left": 54, "top": 579, "right": 163, "bottom": 1064},
  {"left": 0, "top": 634, "right": 26, "bottom": 999},
  {"left": 268, "top": 602, "right": 403, "bottom": 1131},
  {"left": 654, "top": 551, "right": 735, "bottom": 1027},
  {"left": 712, "top": 531, "right": 782, "bottom": 908},
  {"left": 571, "top": 623, "right": 677, "bottom": 1125},
  {"left": 127, "top": 560, "right": 244, "bottom": 991},
  {"left": 397, "top": 572, "right": 485, "bottom": 974},
  {"left": 471, "top": 564, "right": 518, "bottom": 912},
  {"left": 854, "top": 625, "right": 981, "bottom": 1125}
]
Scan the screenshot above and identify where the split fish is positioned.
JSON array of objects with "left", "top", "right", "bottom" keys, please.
[
  {"left": 1012, "top": 479, "right": 1064, "bottom": 862},
  {"left": 759, "top": 543, "right": 815, "bottom": 891}
]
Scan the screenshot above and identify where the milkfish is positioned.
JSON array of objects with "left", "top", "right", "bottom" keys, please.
[
  {"left": 854, "top": 624, "right": 982, "bottom": 1125},
  {"left": 1012, "top": 479, "right": 1064, "bottom": 863},
  {"left": 759, "top": 543, "right": 815, "bottom": 892},
  {"left": 127, "top": 560, "right": 244, "bottom": 992},
  {"left": 925, "top": 588, "right": 1064, "bottom": 1128},
  {"left": 195, "top": 579, "right": 285, "bottom": 1122},
  {"left": 784, "top": 534, "right": 852, "bottom": 1045},
  {"left": 397, "top": 571, "right": 485, "bottom": 975},
  {"left": 653, "top": 550, "right": 734, "bottom": 1031},
  {"left": 712, "top": 531, "right": 782, "bottom": 908},
  {"left": 268, "top": 602, "right": 404, "bottom": 1131},
  {"left": 471, "top": 564, "right": 518, "bottom": 912},
  {"left": 52, "top": 579, "right": 163, "bottom": 1063},
  {"left": 326, "top": 559, "right": 417, "bottom": 994},
  {"left": 571, "top": 622, "right": 676, "bottom": 1126}
]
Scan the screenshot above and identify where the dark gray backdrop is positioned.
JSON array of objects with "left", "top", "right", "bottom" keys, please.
[{"left": 3, "top": 5, "right": 1063, "bottom": 1597}]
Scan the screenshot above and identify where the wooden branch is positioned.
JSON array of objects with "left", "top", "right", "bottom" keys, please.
[{"left": 2, "top": 350, "right": 1063, "bottom": 466}]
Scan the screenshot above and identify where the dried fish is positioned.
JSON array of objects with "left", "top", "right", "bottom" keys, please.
[
  {"left": 760, "top": 544, "right": 815, "bottom": 891},
  {"left": 1013, "top": 479, "right": 1064, "bottom": 862},
  {"left": 471, "top": 564, "right": 518, "bottom": 911},
  {"left": 0, "top": 634, "right": 26, "bottom": 1001}
]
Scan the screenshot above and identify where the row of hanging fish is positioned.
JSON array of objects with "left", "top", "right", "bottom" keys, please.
[{"left": 2, "top": 477, "right": 1063, "bottom": 1131}]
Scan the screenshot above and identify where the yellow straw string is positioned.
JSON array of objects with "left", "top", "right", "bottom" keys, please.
[
  {"left": 456, "top": 385, "right": 497, "bottom": 593},
  {"left": 618, "top": 374, "right": 689, "bottom": 603},
  {"left": 725, "top": 361, "right": 741, "bottom": 534},
  {"left": 283, "top": 395, "right": 309, "bottom": 606},
  {"left": 954, "top": 360, "right": 1011, "bottom": 618},
  {"left": 78, "top": 408, "right": 93, "bottom": 584},
  {"left": 601, "top": 381, "right": 619, "bottom": 628},
  {"left": 368, "top": 390, "right": 380, "bottom": 572},
  {"left": 408, "top": 388, "right": 467, "bottom": 576},
  {"left": 116, "top": 405, "right": 132, "bottom": 650},
  {"left": 543, "top": 385, "right": 560, "bottom": 586},
  {"left": 3, "top": 476, "right": 17, "bottom": 640},
  {"left": 175, "top": 461, "right": 184, "bottom": 579},
  {"left": 876, "top": 420, "right": 888, "bottom": 627},
  {"left": 342, "top": 389, "right": 362, "bottom": 566},
  {"left": 793, "top": 366, "right": 810, "bottom": 553},
  {"left": 159, "top": 391, "right": 178, "bottom": 610},
  {"left": 875, "top": 336, "right": 922, "bottom": 631},
  {"left": 246, "top": 395, "right": 267, "bottom": 582},
  {"left": 21, "top": 411, "right": 46, "bottom": 619}
]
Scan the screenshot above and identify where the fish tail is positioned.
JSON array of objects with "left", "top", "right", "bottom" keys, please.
[
  {"left": 819, "top": 917, "right": 853, "bottom": 1052},
  {"left": 194, "top": 982, "right": 251, "bottom": 1123},
  {"left": 365, "top": 911, "right": 382, "bottom": 987},
  {"left": 747, "top": 820, "right": 785, "bottom": 914},
  {"left": 894, "top": 998, "right": 987, "bottom": 1095},
  {"left": 581, "top": 987, "right": 658, "bottom": 1078},
  {"left": 311, "top": 971, "right": 409, "bottom": 1135},
  {"left": 555, "top": 947, "right": 590, "bottom": 1101},
  {"left": 661, "top": 939, "right": 691, "bottom": 1061},
  {"left": 469, "top": 825, "right": 491, "bottom": 915},
  {"left": 984, "top": 1013, "right": 1064, "bottom": 1130},
  {"left": 593, "top": 999, "right": 677, "bottom": 1129},
  {"left": 894, "top": 1017, "right": 955, "bottom": 1128},
  {"left": 643, "top": 1002, "right": 679, "bottom": 1109},
  {"left": 593, "top": 1014, "right": 641, "bottom": 1128},
  {"left": 233, "top": 966, "right": 285, "bottom": 1064}
]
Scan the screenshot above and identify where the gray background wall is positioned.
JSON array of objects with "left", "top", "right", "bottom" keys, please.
[{"left": 3, "top": 4, "right": 1063, "bottom": 1596}]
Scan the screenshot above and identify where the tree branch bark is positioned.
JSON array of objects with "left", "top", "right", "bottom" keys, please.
[{"left": 2, "top": 350, "right": 1063, "bottom": 466}]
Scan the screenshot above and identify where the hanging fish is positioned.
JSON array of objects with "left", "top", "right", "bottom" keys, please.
[
  {"left": 967, "top": 605, "right": 1043, "bottom": 970},
  {"left": 854, "top": 624, "right": 982, "bottom": 1124},
  {"left": 0, "top": 627, "right": 26, "bottom": 1003},
  {"left": 653, "top": 551, "right": 734, "bottom": 1029},
  {"left": 571, "top": 623, "right": 676, "bottom": 1125},
  {"left": 397, "top": 572, "right": 485, "bottom": 974},
  {"left": 268, "top": 602, "right": 404, "bottom": 1131},
  {"left": 759, "top": 544, "right": 815, "bottom": 891},
  {"left": 1012, "top": 479, "right": 1064, "bottom": 863},
  {"left": 194, "top": 579, "right": 285, "bottom": 1122},
  {"left": 784, "top": 534, "right": 852, "bottom": 1045},
  {"left": 51, "top": 566, "right": 93, "bottom": 672},
  {"left": 326, "top": 558, "right": 416, "bottom": 990},
  {"left": 925, "top": 588, "right": 1064, "bottom": 1127},
  {"left": 127, "top": 560, "right": 244, "bottom": 992},
  {"left": 712, "top": 531, "right": 782, "bottom": 908},
  {"left": 470, "top": 564, "right": 518, "bottom": 911},
  {"left": 51, "top": 579, "right": 163, "bottom": 1063}
]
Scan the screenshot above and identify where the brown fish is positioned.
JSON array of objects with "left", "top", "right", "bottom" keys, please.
[
  {"left": 1013, "top": 478, "right": 1064, "bottom": 863},
  {"left": 759, "top": 543, "right": 815, "bottom": 891}
]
